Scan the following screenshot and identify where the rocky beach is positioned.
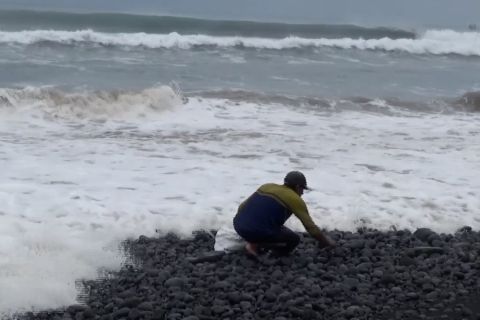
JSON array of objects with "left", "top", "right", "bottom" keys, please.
[
  {"left": 2, "top": 2, "right": 480, "bottom": 319},
  {"left": 14, "top": 227, "right": 480, "bottom": 320}
]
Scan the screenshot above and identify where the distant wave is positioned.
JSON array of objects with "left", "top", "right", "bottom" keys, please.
[
  {"left": 0, "top": 10, "right": 414, "bottom": 39},
  {"left": 0, "top": 29, "right": 479, "bottom": 56}
]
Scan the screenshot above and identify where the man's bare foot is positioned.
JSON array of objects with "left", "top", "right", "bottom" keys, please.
[{"left": 245, "top": 242, "right": 258, "bottom": 257}]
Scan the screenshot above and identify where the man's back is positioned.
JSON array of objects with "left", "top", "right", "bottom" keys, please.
[{"left": 234, "top": 183, "right": 303, "bottom": 236}]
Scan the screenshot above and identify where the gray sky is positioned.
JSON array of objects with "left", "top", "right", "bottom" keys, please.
[{"left": 1, "top": 0, "right": 479, "bottom": 29}]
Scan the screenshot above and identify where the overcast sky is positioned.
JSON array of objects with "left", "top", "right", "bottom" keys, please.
[{"left": 1, "top": 0, "right": 479, "bottom": 28}]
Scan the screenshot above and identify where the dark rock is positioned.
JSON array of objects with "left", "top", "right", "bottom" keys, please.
[
  {"left": 347, "top": 240, "right": 365, "bottom": 249},
  {"left": 164, "top": 277, "right": 186, "bottom": 288},
  {"left": 406, "top": 292, "right": 419, "bottom": 299},
  {"left": 211, "top": 306, "right": 224, "bottom": 315},
  {"left": 414, "top": 228, "right": 437, "bottom": 242},
  {"left": 398, "top": 255, "right": 416, "bottom": 266},
  {"left": 121, "top": 297, "right": 141, "bottom": 308},
  {"left": 456, "top": 226, "right": 473, "bottom": 233},
  {"left": 372, "top": 269, "right": 383, "bottom": 278},
  {"left": 406, "top": 246, "right": 445, "bottom": 257},
  {"left": 356, "top": 262, "right": 372, "bottom": 273},
  {"left": 343, "top": 277, "right": 359, "bottom": 290},
  {"left": 392, "top": 286, "right": 402, "bottom": 293},
  {"left": 66, "top": 305, "right": 88, "bottom": 315},
  {"left": 127, "top": 308, "right": 141, "bottom": 320},
  {"left": 345, "top": 305, "right": 362, "bottom": 317},
  {"left": 271, "top": 269, "right": 284, "bottom": 279},
  {"left": 186, "top": 251, "right": 225, "bottom": 264},
  {"left": 138, "top": 302, "right": 154, "bottom": 311},
  {"left": 112, "top": 307, "right": 130, "bottom": 319},
  {"left": 380, "top": 272, "right": 396, "bottom": 284}
]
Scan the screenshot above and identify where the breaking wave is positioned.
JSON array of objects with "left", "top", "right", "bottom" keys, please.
[
  {"left": 196, "top": 89, "right": 475, "bottom": 114},
  {"left": 456, "top": 91, "right": 480, "bottom": 112},
  {"left": 1, "top": 86, "right": 478, "bottom": 123},
  {"left": 0, "top": 86, "right": 184, "bottom": 120},
  {"left": 0, "top": 10, "right": 414, "bottom": 39},
  {"left": 0, "top": 29, "right": 479, "bottom": 56}
]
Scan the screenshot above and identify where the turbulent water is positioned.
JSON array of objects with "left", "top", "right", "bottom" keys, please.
[{"left": 0, "top": 9, "right": 479, "bottom": 317}]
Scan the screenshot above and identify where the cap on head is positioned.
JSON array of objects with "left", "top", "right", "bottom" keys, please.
[{"left": 284, "top": 171, "right": 309, "bottom": 190}]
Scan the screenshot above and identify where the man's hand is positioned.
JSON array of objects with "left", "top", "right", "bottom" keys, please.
[
  {"left": 316, "top": 232, "right": 335, "bottom": 248},
  {"left": 323, "top": 235, "right": 336, "bottom": 247}
]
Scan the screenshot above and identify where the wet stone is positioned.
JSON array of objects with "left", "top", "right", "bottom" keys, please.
[
  {"left": 414, "top": 228, "right": 437, "bottom": 242},
  {"left": 347, "top": 240, "right": 365, "bottom": 249},
  {"left": 121, "top": 297, "right": 141, "bottom": 308},
  {"left": 165, "top": 277, "right": 186, "bottom": 288},
  {"left": 380, "top": 273, "right": 396, "bottom": 284},
  {"left": 66, "top": 305, "right": 88, "bottom": 315},
  {"left": 112, "top": 307, "right": 130, "bottom": 319},
  {"left": 138, "top": 302, "right": 154, "bottom": 311}
]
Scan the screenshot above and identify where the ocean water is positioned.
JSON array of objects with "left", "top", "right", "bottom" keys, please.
[{"left": 0, "top": 9, "right": 479, "bottom": 316}]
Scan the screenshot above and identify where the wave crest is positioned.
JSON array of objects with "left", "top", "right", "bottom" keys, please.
[
  {"left": 0, "top": 10, "right": 415, "bottom": 39},
  {"left": 0, "top": 29, "right": 479, "bottom": 56}
]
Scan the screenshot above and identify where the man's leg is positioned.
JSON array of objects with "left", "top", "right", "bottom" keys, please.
[
  {"left": 233, "top": 219, "right": 262, "bottom": 256},
  {"left": 245, "top": 242, "right": 259, "bottom": 256},
  {"left": 262, "top": 226, "right": 300, "bottom": 256}
]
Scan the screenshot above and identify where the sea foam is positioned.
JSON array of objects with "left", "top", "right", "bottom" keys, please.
[{"left": 0, "top": 91, "right": 479, "bottom": 316}]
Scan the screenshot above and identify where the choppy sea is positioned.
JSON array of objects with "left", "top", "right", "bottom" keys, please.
[{"left": 0, "top": 10, "right": 479, "bottom": 316}]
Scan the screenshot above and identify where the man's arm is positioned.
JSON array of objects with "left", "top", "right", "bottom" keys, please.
[
  {"left": 312, "top": 230, "right": 336, "bottom": 248},
  {"left": 294, "top": 210, "right": 335, "bottom": 247},
  {"left": 274, "top": 185, "right": 336, "bottom": 248}
]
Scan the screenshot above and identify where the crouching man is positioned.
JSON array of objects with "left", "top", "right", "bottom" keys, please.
[{"left": 233, "top": 171, "right": 335, "bottom": 256}]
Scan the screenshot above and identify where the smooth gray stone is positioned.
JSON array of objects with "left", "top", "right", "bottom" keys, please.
[
  {"left": 211, "top": 306, "right": 224, "bottom": 315},
  {"left": 406, "top": 246, "right": 445, "bottom": 257},
  {"left": 380, "top": 273, "right": 396, "bottom": 284},
  {"left": 121, "top": 297, "right": 141, "bottom": 308},
  {"left": 398, "top": 255, "right": 416, "bottom": 266},
  {"left": 356, "top": 262, "right": 372, "bottom": 273},
  {"left": 66, "top": 305, "right": 88, "bottom": 315},
  {"left": 406, "top": 292, "right": 419, "bottom": 299},
  {"left": 414, "top": 228, "right": 437, "bottom": 242},
  {"left": 186, "top": 251, "right": 225, "bottom": 263},
  {"left": 347, "top": 240, "right": 365, "bottom": 249},
  {"left": 345, "top": 305, "right": 362, "bottom": 317},
  {"left": 138, "top": 302, "right": 154, "bottom": 311},
  {"left": 127, "top": 309, "right": 141, "bottom": 320},
  {"left": 112, "top": 307, "right": 130, "bottom": 319},
  {"left": 164, "top": 277, "right": 186, "bottom": 288},
  {"left": 456, "top": 226, "right": 472, "bottom": 233},
  {"left": 343, "top": 277, "right": 359, "bottom": 290},
  {"left": 271, "top": 269, "right": 284, "bottom": 279}
]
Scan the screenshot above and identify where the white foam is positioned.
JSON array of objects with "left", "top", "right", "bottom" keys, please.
[
  {"left": 1, "top": 29, "right": 479, "bottom": 56},
  {"left": 0, "top": 93, "right": 479, "bottom": 315}
]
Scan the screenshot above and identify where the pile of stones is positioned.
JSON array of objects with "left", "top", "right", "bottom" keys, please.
[{"left": 17, "top": 226, "right": 480, "bottom": 320}]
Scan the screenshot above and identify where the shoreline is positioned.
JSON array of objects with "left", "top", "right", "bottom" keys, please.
[{"left": 11, "top": 227, "right": 480, "bottom": 320}]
